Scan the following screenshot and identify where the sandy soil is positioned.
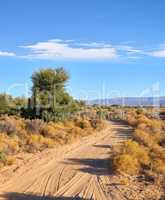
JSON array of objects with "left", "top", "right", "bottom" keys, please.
[{"left": 0, "top": 121, "right": 133, "bottom": 200}]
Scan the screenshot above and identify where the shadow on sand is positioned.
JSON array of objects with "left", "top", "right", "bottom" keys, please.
[
  {"left": 93, "top": 144, "right": 112, "bottom": 149},
  {"left": 0, "top": 193, "right": 91, "bottom": 200},
  {"left": 64, "top": 157, "right": 113, "bottom": 176}
]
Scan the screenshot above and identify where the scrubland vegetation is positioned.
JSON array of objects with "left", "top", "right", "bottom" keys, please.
[
  {"left": 0, "top": 115, "right": 106, "bottom": 169},
  {"left": 112, "top": 107, "right": 165, "bottom": 190},
  {"left": 0, "top": 67, "right": 106, "bottom": 169},
  {"left": 1, "top": 66, "right": 165, "bottom": 198}
]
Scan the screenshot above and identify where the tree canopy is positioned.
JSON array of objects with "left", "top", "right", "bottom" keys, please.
[
  {"left": 0, "top": 67, "right": 82, "bottom": 122},
  {"left": 30, "top": 67, "right": 80, "bottom": 121},
  {"left": 32, "top": 67, "right": 69, "bottom": 92}
]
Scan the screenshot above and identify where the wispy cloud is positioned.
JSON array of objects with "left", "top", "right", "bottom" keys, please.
[
  {"left": 148, "top": 44, "right": 165, "bottom": 58},
  {"left": 73, "top": 42, "right": 112, "bottom": 48},
  {"left": 21, "top": 40, "right": 118, "bottom": 60},
  {"left": 149, "top": 50, "right": 165, "bottom": 58},
  {"left": 0, "top": 51, "right": 16, "bottom": 57},
  {"left": 115, "top": 45, "right": 143, "bottom": 55},
  {"left": 2, "top": 39, "right": 165, "bottom": 61}
]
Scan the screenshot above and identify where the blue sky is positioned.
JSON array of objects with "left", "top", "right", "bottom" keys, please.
[{"left": 0, "top": 0, "right": 165, "bottom": 100}]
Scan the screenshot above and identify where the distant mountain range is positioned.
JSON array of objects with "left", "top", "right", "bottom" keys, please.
[{"left": 88, "top": 97, "right": 165, "bottom": 106}]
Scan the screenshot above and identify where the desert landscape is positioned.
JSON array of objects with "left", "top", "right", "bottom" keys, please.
[
  {"left": 0, "top": 68, "right": 164, "bottom": 200},
  {"left": 0, "top": 0, "right": 165, "bottom": 199}
]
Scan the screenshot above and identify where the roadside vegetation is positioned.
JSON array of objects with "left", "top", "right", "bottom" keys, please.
[
  {"left": 112, "top": 107, "right": 165, "bottom": 193},
  {"left": 0, "top": 115, "right": 106, "bottom": 168},
  {"left": 0, "top": 67, "right": 106, "bottom": 169}
]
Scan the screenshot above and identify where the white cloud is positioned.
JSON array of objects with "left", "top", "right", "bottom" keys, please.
[
  {"left": 2, "top": 39, "right": 165, "bottom": 60},
  {"left": 21, "top": 39, "right": 165, "bottom": 60},
  {"left": 21, "top": 40, "right": 118, "bottom": 60},
  {"left": 149, "top": 50, "right": 165, "bottom": 58},
  {"left": 0, "top": 51, "right": 15, "bottom": 57},
  {"left": 73, "top": 42, "right": 112, "bottom": 48},
  {"left": 115, "top": 45, "right": 143, "bottom": 54},
  {"left": 145, "top": 43, "right": 165, "bottom": 58}
]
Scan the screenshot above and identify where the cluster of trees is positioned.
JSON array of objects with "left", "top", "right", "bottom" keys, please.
[
  {"left": 0, "top": 94, "right": 27, "bottom": 114},
  {"left": 0, "top": 67, "right": 85, "bottom": 122}
]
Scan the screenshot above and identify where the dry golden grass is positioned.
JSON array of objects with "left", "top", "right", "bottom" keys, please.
[
  {"left": 0, "top": 115, "right": 106, "bottom": 168},
  {"left": 113, "top": 109, "right": 165, "bottom": 178},
  {"left": 114, "top": 154, "right": 140, "bottom": 175},
  {"left": 133, "top": 129, "right": 155, "bottom": 147},
  {"left": 152, "top": 158, "right": 165, "bottom": 175},
  {"left": 121, "top": 140, "right": 150, "bottom": 166}
]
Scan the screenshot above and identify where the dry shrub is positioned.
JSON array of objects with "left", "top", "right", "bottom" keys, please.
[
  {"left": 5, "top": 156, "right": 16, "bottom": 165},
  {"left": 137, "top": 123, "right": 148, "bottom": 130},
  {"left": 0, "top": 115, "right": 106, "bottom": 168},
  {"left": 137, "top": 115, "right": 151, "bottom": 126},
  {"left": 73, "top": 126, "right": 83, "bottom": 134},
  {"left": 28, "top": 134, "right": 43, "bottom": 144},
  {"left": 150, "top": 144, "right": 165, "bottom": 160},
  {"left": 136, "top": 115, "right": 162, "bottom": 133},
  {"left": 41, "top": 124, "right": 56, "bottom": 138},
  {"left": 0, "top": 118, "right": 17, "bottom": 135},
  {"left": 41, "top": 137, "right": 54, "bottom": 148},
  {"left": 113, "top": 110, "right": 165, "bottom": 184},
  {"left": 6, "top": 139, "right": 19, "bottom": 154},
  {"left": 0, "top": 151, "right": 6, "bottom": 163},
  {"left": 134, "top": 129, "right": 155, "bottom": 147},
  {"left": 149, "top": 120, "right": 162, "bottom": 134},
  {"left": 0, "top": 133, "right": 19, "bottom": 154},
  {"left": 90, "top": 119, "right": 106, "bottom": 130},
  {"left": 152, "top": 158, "right": 165, "bottom": 175},
  {"left": 68, "top": 126, "right": 84, "bottom": 138},
  {"left": 63, "top": 121, "right": 75, "bottom": 129},
  {"left": 119, "top": 177, "right": 129, "bottom": 185},
  {"left": 114, "top": 154, "right": 140, "bottom": 175},
  {"left": 159, "top": 137, "right": 165, "bottom": 148},
  {"left": 121, "top": 140, "right": 150, "bottom": 166},
  {"left": 26, "top": 119, "right": 44, "bottom": 134},
  {"left": 127, "top": 114, "right": 137, "bottom": 126},
  {"left": 76, "top": 119, "right": 91, "bottom": 129},
  {"left": 27, "top": 134, "right": 44, "bottom": 152}
]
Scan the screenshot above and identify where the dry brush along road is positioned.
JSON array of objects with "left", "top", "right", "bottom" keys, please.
[{"left": 0, "top": 121, "right": 132, "bottom": 200}]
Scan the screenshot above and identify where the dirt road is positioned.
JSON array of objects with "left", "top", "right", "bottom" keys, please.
[{"left": 0, "top": 121, "right": 132, "bottom": 200}]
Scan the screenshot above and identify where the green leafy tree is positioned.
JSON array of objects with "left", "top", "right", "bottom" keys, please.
[
  {"left": 30, "top": 67, "right": 79, "bottom": 121},
  {"left": 13, "top": 97, "right": 27, "bottom": 109},
  {"left": 0, "top": 93, "right": 13, "bottom": 114},
  {"left": 31, "top": 67, "right": 69, "bottom": 109}
]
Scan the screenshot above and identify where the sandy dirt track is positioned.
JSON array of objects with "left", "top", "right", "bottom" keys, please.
[{"left": 0, "top": 121, "right": 132, "bottom": 200}]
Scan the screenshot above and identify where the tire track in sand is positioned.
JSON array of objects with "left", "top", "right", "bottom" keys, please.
[{"left": 0, "top": 121, "right": 132, "bottom": 200}]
